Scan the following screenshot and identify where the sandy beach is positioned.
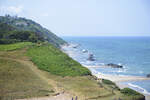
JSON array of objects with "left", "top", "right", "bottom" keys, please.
[
  {"left": 84, "top": 65, "right": 150, "bottom": 100},
  {"left": 84, "top": 65, "right": 150, "bottom": 82},
  {"left": 94, "top": 71, "right": 150, "bottom": 100},
  {"left": 93, "top": 72, "right": 150, "bottom": 82}
]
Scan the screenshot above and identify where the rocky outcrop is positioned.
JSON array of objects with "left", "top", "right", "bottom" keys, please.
[
  {"left": 87, "top": 54, "right": 95, "bottom": 61},
  {"left": 82, "top": 49, "right": 88, "bottom": 53},
  {"left": 147, "top": 74, "right": 150, "bottom": 78},
  {"left": 106, "top": 63, "right": 123, "bottom": 68}
]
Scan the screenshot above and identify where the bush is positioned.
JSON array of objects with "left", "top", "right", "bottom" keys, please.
[
  {"left": 102, "top": 79, "right": 115, "bottom": 85},
  {"left": 0, "top": 39, "right": 21, "bottom": 44},
  {"left": 121, "top": 88, "right": 141, "bottom": 96}
]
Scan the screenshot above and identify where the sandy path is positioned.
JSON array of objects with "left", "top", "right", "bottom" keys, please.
[
  {"left": 17, "top": 93, "right": 72, "bottom": 100},
  {"left": 145, "top": 95, "right": 150, "bottom": 100}
]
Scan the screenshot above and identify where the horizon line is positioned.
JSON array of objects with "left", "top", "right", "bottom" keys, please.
[{"left": 60, "top": 35, "right": 150, "bottom": 37}]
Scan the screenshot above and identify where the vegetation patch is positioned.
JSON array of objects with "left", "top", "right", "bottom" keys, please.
[
  {"left": 26, "top": 44, "right": 91, "bottom": 76},
  {"left": 121, "top": 88, "right": 141, "bottom": 96},
  {"left": 102, "top": 79, "right": 115, "bottom": 85},
  {"left": 0, "top": 42, "right": 33, "bottom": 51}
]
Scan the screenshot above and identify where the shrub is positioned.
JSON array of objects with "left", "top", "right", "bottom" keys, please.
[
  {"left": 121, "top": 88, "right": 141, "bottom": 96},
  {"left": 102, "top": 79, "right": 115, "bottom": 85}
]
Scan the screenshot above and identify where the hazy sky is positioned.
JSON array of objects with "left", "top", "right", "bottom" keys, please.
[{"left": 0, "top": 0, "right": 150, "bottom": 36}]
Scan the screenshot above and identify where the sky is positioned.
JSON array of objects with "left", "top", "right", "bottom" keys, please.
[{"left": 0, "top": 0, "right": 150, "bottom": 36}]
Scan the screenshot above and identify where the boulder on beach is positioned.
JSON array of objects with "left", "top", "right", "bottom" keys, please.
[
  {"left": 147, "top": 74, "right": 150, "bottom": 78},
  {"left": 106, "top": 63, "right": 123, "bottom": 68},
  {"left": 87, "top": 54, "right": 95, "bottom": 61}
]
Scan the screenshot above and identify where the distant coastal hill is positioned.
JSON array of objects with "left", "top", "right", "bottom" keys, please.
[{"left": 0, "top": 15, "right": 66, "bottom": 47}]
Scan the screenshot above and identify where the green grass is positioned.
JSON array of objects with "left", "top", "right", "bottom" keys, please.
[
  {"left": 26, "top": 44, "right": 91, "bottom": 76},
  {"left": 0, "top": 42, "right": 33, "bottom": 51},
  {"left": 0, "top": 58, "right": 54, "bottom": 100}
]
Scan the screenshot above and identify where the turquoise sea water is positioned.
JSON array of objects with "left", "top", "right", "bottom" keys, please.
[{"left": 62, "top": 36, "right": 150, "bottom": 95}]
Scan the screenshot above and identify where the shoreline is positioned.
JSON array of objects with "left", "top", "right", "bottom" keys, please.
[
  {"left": 93, "top": 71, "right": 150, "bottom": 82},
  {"left": 61, "top": 44, "right": 150, "bottom": 100},
  {"left": 84, "top": 65, "right": 150, "bottom": 82},
  {"left": 85, "top": 65, "right": 150, "bottom": 100}
]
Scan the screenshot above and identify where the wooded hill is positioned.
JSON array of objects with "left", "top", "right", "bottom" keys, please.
[{"left": 0, "top": 15, "right": 66, "bottom": 47}]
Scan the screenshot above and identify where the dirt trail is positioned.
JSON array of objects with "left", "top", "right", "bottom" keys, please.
[
  {"left": 0, "top": 57, "right": 73, "bottom": 100},
  {"left": 17, "top": 93, "right": 72, "bottom": 100}
]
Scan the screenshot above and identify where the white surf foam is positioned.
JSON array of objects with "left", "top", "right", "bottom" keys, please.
[{"left": 128, "top": 83, "right": 150, "bottom": 95}]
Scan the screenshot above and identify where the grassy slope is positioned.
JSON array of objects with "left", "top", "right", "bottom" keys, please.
[
  {"left": 44, "top": 73, "right": 145, "bottom": 100},
  {"left": 0, "top": 58, "right": 54, "bottom": 100},
  {"left": 0, "top": 43, "right": 145, "bottom": 100},
  {"left": 0, "top": 42, "right": 33, "bottom": 51},
  {"left": 26, "top": 44, "right": 91, "bottom": 76},
  {"left": 0, "top": 43, "right": 54, "bottom": 100}
]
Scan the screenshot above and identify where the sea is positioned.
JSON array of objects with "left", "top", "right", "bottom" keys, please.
[{"left": 62, "top": 36, "right": 150, "bottom": 95}]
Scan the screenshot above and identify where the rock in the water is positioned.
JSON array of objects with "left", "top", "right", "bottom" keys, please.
[
  {"left": 82, "top": 49, "right": 88, "bottom": 53},
  {"left": 87, "top": 54, "right": 95, "bottom": 61},
  {"left": 73, "top": 46, "right": 78, "bottom": 48},
  {"left": 106, "top": 63, "right": 123, "bottom": 68},
  {"left": 72, "top": 44, "right": 80, "bottom": 48},
  {"left": 147, "top": 74, "right": 150, "bottom": 78}
]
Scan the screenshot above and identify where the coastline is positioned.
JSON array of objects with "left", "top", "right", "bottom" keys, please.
[
  {"left": 84, "top": 65, "right": 150, "bottom": 100},
  {"left": 61, "top": 44, "right": 150, "bottom": 100},
  {"left": 92, "top": 71, "right": 150, "bottom": 82}
]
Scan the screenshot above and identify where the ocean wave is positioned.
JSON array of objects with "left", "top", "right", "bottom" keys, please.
[
  {"left": 118, "top": 63, "right": 122, "bottom": 66},
  {"left": 128, "top": 83, "right": 150, "bottom": 95},
  {"left": 139, "top": 71, "right": 144, "bottom": 74}
]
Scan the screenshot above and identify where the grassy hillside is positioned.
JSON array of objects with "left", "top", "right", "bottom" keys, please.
[
  {"left": 26, "top": 43, "right": 91, "bottom": 76},
  {"left": 0, "top": 15, "right": 66, "bottom": 47},
  {"left": 0, "top": 43, "right": 145, "bottom": 100},
  {"left": 46, "top": 74, "right": 145, "bottom": 100}
]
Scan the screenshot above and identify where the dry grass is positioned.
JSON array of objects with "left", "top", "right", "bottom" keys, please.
[
  {"left": 41, "top": 72, "right": 145, "bottom": 100},
  {"left": 0, "top": 58, "right": 54, "bottom": 100}
]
